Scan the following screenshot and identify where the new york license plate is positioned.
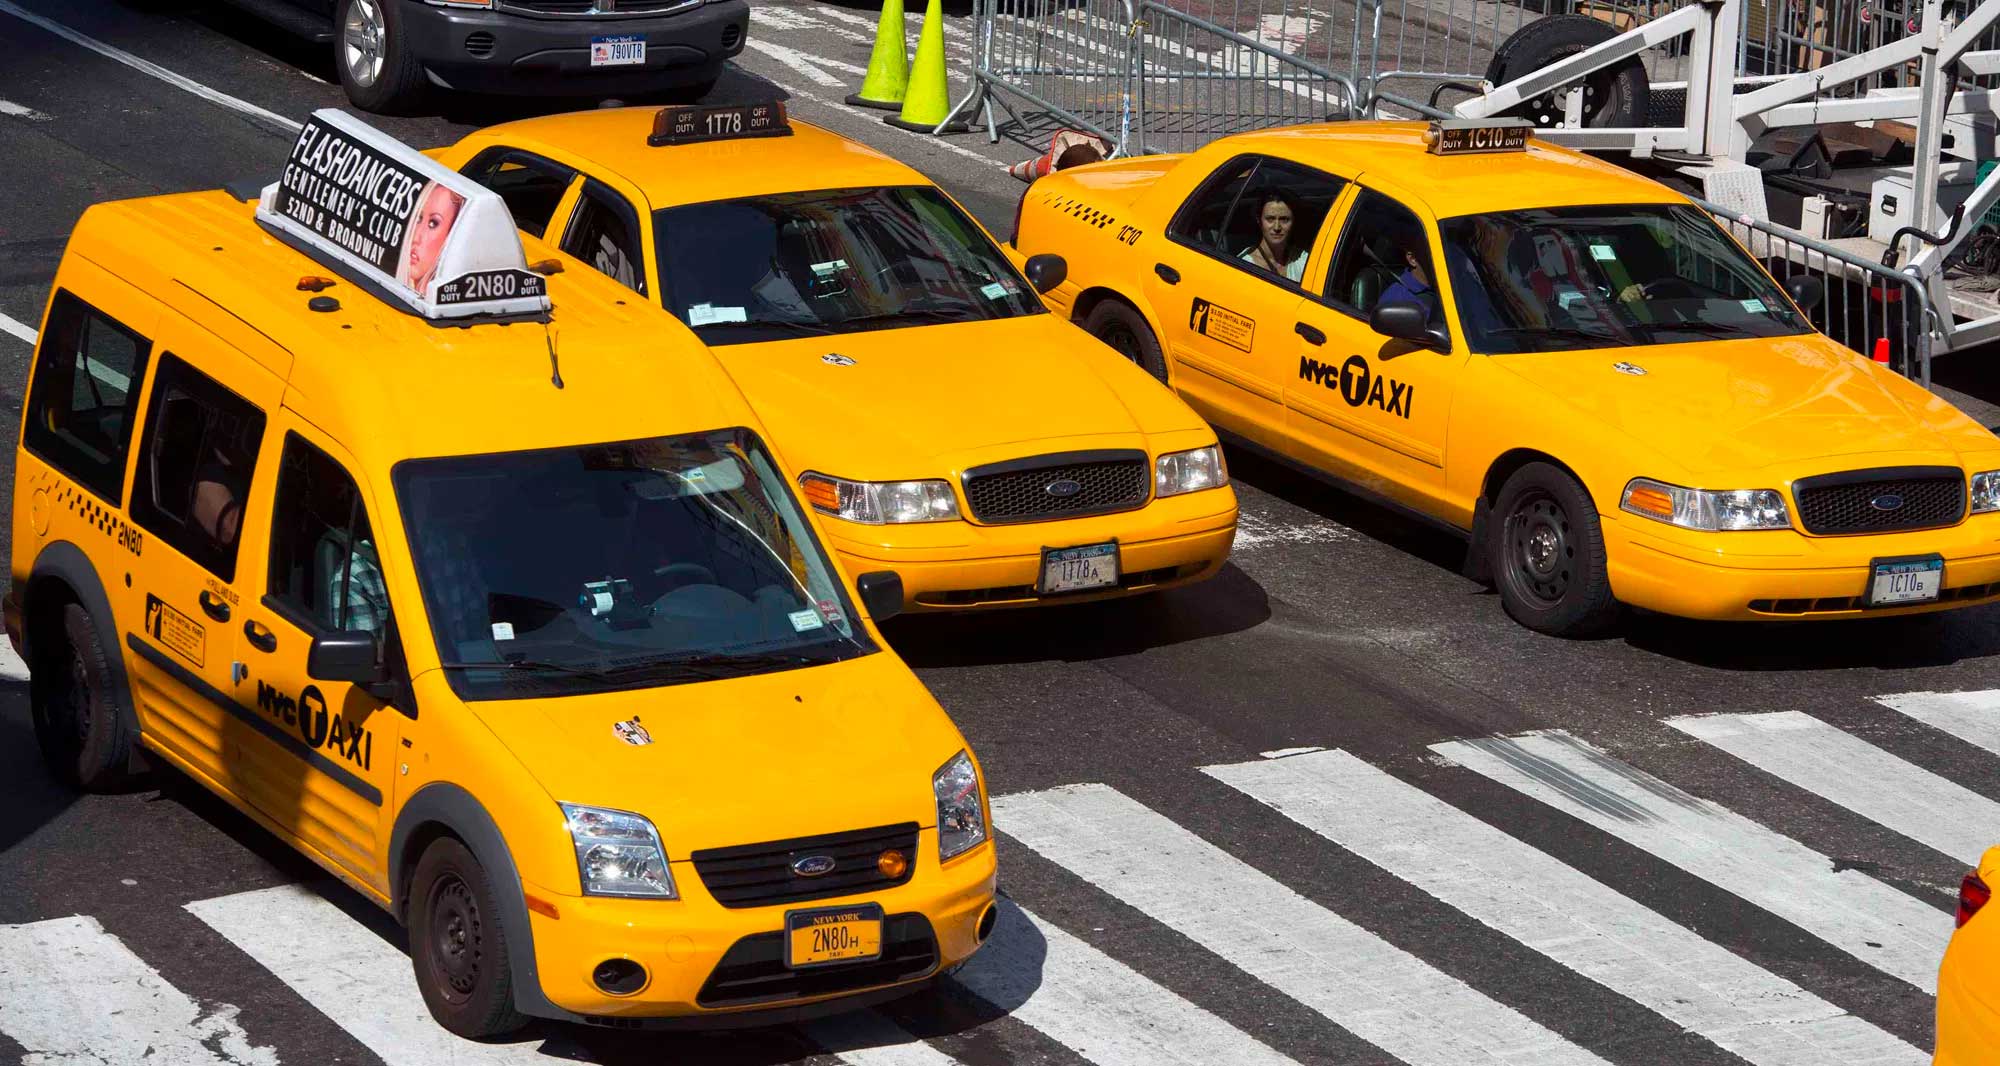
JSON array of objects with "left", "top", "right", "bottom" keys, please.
[
  {"left": 785, "top": 904, "right": 883, "bottom": 968},
  {"left": 1041, "top": 542, "right": 1119, "bottom": 594},
  {"left": 1868, "top": 555, "right": 1943, "bottom": 606},
  {"left": 590, "top": 35, "right": 646, "bottom": 67}
]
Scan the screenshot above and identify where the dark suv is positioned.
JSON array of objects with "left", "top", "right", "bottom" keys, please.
[{"left": 221, "top": 0, "right": 748, "bottom": 112}]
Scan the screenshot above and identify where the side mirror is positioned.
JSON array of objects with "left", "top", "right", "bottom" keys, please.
[
  {"left": 1023, "top": 253, "right": 1068, "bottom": 295},
  {"left": 1370, "top": 300, "right": 1449, "bottom": 351},
  {"left": 854, "top": 571, "right": 905, "bottom": 623},
  {"left": 1782, "top": 274, "right": 1824, "bottom": 313},
  {"left": 308, "top": 630, "right": 388, "bottom": 686}
]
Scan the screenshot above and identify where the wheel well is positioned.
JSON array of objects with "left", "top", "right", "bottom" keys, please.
[
  {"left": 23, "top": 574, "right": 78, "bottom": 666},
  {"left": 1069, "top": 286, "right": 1136, "bottom": 326},
  {"left": 396, "top": 821, "right": 462, "bottom": 923},
  {"left": 1481, "top": 448, "right": 1585, "bottom": 506}
]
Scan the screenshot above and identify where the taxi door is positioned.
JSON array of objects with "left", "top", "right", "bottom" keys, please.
[
  {"left": 1141, "top": 155, "right": 1349, "bottom": 449},
  {"left": 1288, "top": 181, "right": 1469, "bottom": 515},
  {"left": 228, "top": 410, "right": 403, "bottom": 893},
  {"left": 120, "top": 315, "right": 283, "bottom": 791}
]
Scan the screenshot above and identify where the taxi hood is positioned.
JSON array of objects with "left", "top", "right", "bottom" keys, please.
[
  {"left": 470, "top": 652, "right": 966, "bottom": 856},
  {"left": 1492, "top": 333, "right": 1997, "bottom": 479},
  {"left": 712, "top": 315, "right": 1206, "bottom": 478}
]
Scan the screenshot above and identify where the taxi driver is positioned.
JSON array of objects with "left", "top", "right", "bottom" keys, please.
[{"left": 399, "top": 181, "right": 465, "bottom": 296}]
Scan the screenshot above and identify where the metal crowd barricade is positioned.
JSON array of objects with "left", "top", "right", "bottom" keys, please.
[{"left": 1697, "top": 197, "right": 1939, "bottom": 386}]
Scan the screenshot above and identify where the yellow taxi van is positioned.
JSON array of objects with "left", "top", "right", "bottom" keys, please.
[{"left": 7, "top": 108, "right": 996, "bottom": 1037}]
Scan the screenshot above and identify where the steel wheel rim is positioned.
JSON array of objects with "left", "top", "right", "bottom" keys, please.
[
  {"left": 1506, "top": 490, "right": 1574, "bottom": 608},
  {"left": 64, "top": 645, "right": 92, "bottom": 751},
  {"left": 427, "top": 874, "right": 482, "bottom": 1003},
  {"left": 1099, "top": 323, "right": 1142, "bottom": 365},
  {"left": 341, "top": 0, "right": 386, "bottom": 88}
]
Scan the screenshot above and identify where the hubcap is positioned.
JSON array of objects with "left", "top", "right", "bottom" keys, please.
[
  {"left": 1507, "top": 492, "right": 1573, "bottom": 608},
  {"left": 1101, "top": 324, "right": 1140, "bottom": 363},
  {"left": 65, "top": 646, "right": 92, "bottom": 749},
  {"left": 341, "top": 0, "right": 386, "bottom": 88},
  {"left": 428, "top": 875, "right": 481, "bottom": 1003}
]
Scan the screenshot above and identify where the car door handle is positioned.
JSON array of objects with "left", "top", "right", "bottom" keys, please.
[
  {"left": 1154, "top": 263, "right": 1180, "bottom": 284},
  {"left": 198, "top": 590, "right": 231, "bottom": 623},
  {"left": 1295, "top": 322, "right": 1327, "bottom": 345},
  {"left": 242, "top": 620, "right": 277, "bottom": 654}
]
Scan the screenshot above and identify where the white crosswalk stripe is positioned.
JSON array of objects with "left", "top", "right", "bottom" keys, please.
[
  {"left": 1206, "top": 748, "right": 1928, "bottom": 1066},
  {"left": 1669, "top": 710, "right": 2000, "bottom": 866},
  {"left": 1875, "top": 689, "right": 2000, "bottom": 757},
  {"left": 993, "top": 783, "right": 1613, "bottom": 1066},
  {"left": 1433, "top": 730, "right": 1951, "bottom": 993}
]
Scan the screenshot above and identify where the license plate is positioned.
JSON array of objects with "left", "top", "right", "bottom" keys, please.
[
  {"left": 1040, "top": 542, "right": 1120, "bottom": 594},
  {"left": 590, "top": 35, "right": 645, "bottom": 67},
  {"left": 1868, "top": 555, "right": 1943, "bottom": 606},
  {"left": 785, "top": 904, "right": 883, "bottom": 969}
]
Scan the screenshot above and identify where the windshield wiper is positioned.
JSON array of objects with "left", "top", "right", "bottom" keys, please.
[
  {"left": 837, "top": 307, "right": 981, "bottom": 328},
  {"left": 599, "top": 650, "right": 831, "bottom": 682},
  {"left": 436, "top": 658, "right": 611, "bottom": 678},
  {"left": 1635, "top": 320, "right": 1764, "bottom": 341},
  {"left": 1485, "top": 326, "right": 1631, "bottom": 351},
  {"left": 691, "top": 319, "right": 836, "bottom": 337}
]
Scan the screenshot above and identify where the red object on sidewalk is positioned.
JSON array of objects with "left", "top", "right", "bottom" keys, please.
[{"left": 1872, "top": 338, "right": 1892, "bottom": 363}]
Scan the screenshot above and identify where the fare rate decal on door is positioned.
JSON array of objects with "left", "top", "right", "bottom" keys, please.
[
  {"left": 1190, "top": 297, "right": 1255, "bottom": 353},
  {"left": 1299, "top": 355, "right": 1415, "bottom": 419}
]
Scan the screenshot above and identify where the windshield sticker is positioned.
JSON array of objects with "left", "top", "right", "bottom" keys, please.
[
  {"left": 811, "top": 258, "right": 850, "bottom": 276},
  {"left": 490, "top": 622, "right": 515, "bottom": 641},
  {"left": 981, "top": 281, "right": 1009, "bottom": 300},
  {"left": 688, "top": 303, "right": 748, "bottom": 326},
  {"left": 789, "top": 608, "right": 826, "bottom": 632},
  {"left": 145, "top": 594, "right": 205, "bottom": 668},
  {"left": 1556, "top": 289, "right": 1588, "bottom": 311},
  {"left": 1741, "top": 298, "right": 1767, "bottom": 313},
  {"left": 1299, "top": 355, "right": 1414, "bottom": 419},
  {"left": 1190, "top": 297, "right": 1255, "bottom": 353},
  {"left": 613, "top": 716, "right": 653, "bottom": 746},
  {"left": 1590, "top": 243, "right": 1618, "bottom": 261},
  {"left": 817, "top": 598, "right": 845, "bottom": 623}
]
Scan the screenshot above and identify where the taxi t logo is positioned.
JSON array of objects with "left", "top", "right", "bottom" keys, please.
[
  {"left": 1299, "top": 355, "right": 1414, "bottom": 418},
  {"left": 256, "top": 681, "right": 373, "bottom": 770}
]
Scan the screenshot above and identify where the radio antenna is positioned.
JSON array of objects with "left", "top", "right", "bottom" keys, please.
[{"left": 543, "top": 323, "right": 564, "bottom": 390}]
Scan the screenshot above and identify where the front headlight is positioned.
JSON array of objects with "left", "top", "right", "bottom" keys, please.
[
  {"left": 1972, "top": 471, "right": 2000, "bottom": 514},
  {"left": 933, "top": 750, "right": 988, "bottom": 861},
  {"left": 800, "top": 473, "right": 961, "bottom": 524},
  {"left": 1156, "top": 445, "right": 1227, "bottom": 498},
  {"left": 560, "top": 803, "right": 677, "bottom": 898},
  {"left": 1620, "top": 478, "right": 1791, "bottom": 531}
]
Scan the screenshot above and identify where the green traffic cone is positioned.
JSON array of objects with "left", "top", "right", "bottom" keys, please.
[
  {"left": 845, "top": 0, "right": 909, "bottom": 111},
  {"left": 886, "top": 0, "right": 961, "bottom": 131}
]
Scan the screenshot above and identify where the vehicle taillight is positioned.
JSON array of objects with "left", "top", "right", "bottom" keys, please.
[{"left": 1957, "top": 871, "right": 1990, "bottom": 928}]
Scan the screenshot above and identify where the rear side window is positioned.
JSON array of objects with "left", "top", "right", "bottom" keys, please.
[
  {"left": 460, "top": 147, "right": 576, "bottom": 237},
  {"left": 23, "top": 290, "right": 151, "bottom": 504},
  {"left": 129, "top": 353, "right": 267, "bottom": 582},
  {"left": 267, "top": 434, "right": 388, "bottom": 636},
  {"left": 562, "top": 182, "right": 647, "bottom": 296}
]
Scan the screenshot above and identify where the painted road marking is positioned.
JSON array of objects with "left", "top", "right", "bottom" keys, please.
[
  {"left": 1874, "top": 689, "right": 2000, "bottom": 758},
  {"left": 0, "top": 0, "right": 300, "bottom": 135},
  {"left": 806, "top": 1012, "right": 969, "bottom": 1066},
  {"left": 1209, "top": 749, "right": 1927, "bottom": 1066},
  {"left": 0, "top": 640, "right": 28, "bottom": 682},
  {"left": 0, "top": 914, "right": 278, "bottom": 1066},
  {"left": 0, "top": 311, "right": 35, "bottom": 346},
  {"left": 745, "top": 40, "right": 867, "bottom": 88},
  {"left": 994, "top": 784, "right": 1611, "bottom": 1066},
  {"left": 0, "top": 99, "right": 52, "bottom": 120},
  {"left": 1434, "top": 731, "right": 1949, "bottom": 993},
  {"left": 1669, "top": 710, "right": 2000, "bottom": 867}
]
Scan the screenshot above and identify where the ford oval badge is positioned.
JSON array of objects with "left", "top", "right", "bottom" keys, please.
[
  {"left": 1045, "top": 478, "right": 1084, "bottom": 498},
  {"left": 1871, "top": 493, "right": 1906, "bottom": 511},
  {"left": 791, "top": 855, "right": 837, "bottom": 877}
]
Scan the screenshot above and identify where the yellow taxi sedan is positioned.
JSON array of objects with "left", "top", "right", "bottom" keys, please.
[
  {"left": 1012, "top": 117, "right": 2000, "bottom": 636},
  {"left": 1938, "top": 848, "right": 1998, "bottom": 1064},
  {"left": 430, "top": 104, "right": 1236, "bottom": 612}
]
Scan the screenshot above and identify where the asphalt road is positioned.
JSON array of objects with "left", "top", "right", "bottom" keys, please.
[{"left": 3, "top": 3, "right": 2000, "bottom": 1065}]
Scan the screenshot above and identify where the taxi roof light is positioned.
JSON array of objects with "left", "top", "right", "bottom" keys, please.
[
  {"left": 648, "top": 102, "right": 793, "bottom": 147},
  {"left": 1424, "top": 118, "right": 1534, "bottom": 156}
]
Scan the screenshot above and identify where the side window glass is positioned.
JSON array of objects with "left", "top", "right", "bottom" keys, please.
[
  {"left": 23, "top": 290, "right": 151, "bottom": 504},
  {"left": 1324, "top": 189, "right": 1441, "bottom": 324},
  {"left": 1168, "top": 157, "right": 1259, "bottom": 255},
  {"left": 460, "top": 148, "right": 576, "bottom": 237},
  {"left": 129, "top": 353, "right": 267, "bottom": 582},
  {"left": 1220, "top": 162, "right": 1343, "bottom": 286},
  {"left": 268, "top": 434, "right": 388, "bottom": 636},
  {"left": 562, "top": 183, "right": 647, "bottom": 296}
]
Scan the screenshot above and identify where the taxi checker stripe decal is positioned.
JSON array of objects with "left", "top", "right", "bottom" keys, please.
[{"left": 125, "top": 634, "right": 382, "bottom": 807}]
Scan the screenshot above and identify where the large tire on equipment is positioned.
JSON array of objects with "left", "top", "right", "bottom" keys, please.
[
  {"left": 31, "top": 603, "right": 136, "bottom": 791},
  {"left": 1487, "top": 462, "right": 1619, "bottom": 636},
  {"left": 1082, "top": 299, "right": 1170, "bottom": 385},
  {"left": 410, "top": 837, "right": 529, "bottom": 1039},
  {"left": 1484, "top": 15, "right": 1649, "bottom": 129},
  {"left": 335, "top": 0, "right": 427, "bottom": 115}
]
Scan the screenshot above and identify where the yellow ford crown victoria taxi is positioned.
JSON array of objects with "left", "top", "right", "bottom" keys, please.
[
  {"left": 9, "top": 110, "right": 995, "bottom": 1036},
  {"left": 1938, "top": 847, "right": 1999, "bottom": 1064},
  {"left": 428, "top": 103, "right": 1237, "bottom": 611},
  {"left": 1014, "top": 118, "right": 2000, "bottom": 635}
]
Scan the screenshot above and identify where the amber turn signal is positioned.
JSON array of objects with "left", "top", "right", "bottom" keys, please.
[
  {"left": 801, "top": 474, "right": 841, "bottom": 513},
  {"left": 877, "top": 849, "right": 909, "bottom": 879},
  {"left": 1624, "top": 485, "right": 1674, "bottom": 518}
]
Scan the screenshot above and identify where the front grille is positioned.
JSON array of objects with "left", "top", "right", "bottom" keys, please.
[
  {"left": 1793, "top": 466, "right": 1965, "bottom": 535},
  {"left": 962, "top": 449, "right": 1149, "bottom": 524},
  {"left": 1750, "top": 581, "right": 2000, "bottom": 615},
  {"left": 914, "top": 563, "right": 1195, "bottom": 607},
  {"left": 696, "top": 913, "right": 937, "bottom": 1007},
  {"left": 691, "top": 823, "right": 918, "bottom": 909},
  {"left": 500, "top": 0, "right": 699, "bottom": 12},
  {"left": 720, "top": 21, "right": 742, "bottom": 48}
]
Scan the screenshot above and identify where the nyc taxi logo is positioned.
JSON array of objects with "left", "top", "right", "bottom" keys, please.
[
  {"left": 1299, "top": 355, "right": 1414, "bottom": 419},
  {"left": 255, "top": 681, "right": 374, "bottom": 771}
]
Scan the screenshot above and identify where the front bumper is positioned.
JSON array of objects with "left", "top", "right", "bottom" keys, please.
[
  {"left": 1602, "top": 509, "right": 2000, "bottom": 621},
  {"left": 397, "top": 0, "right": 748, "bottom": 94},
  {"left": 1936, "top": 915, "right": 2000, "bottom": 1066},
  {"left": 826, "top": 487, "right": 1237, "bottom": 611},
  {"left": 526, "top": 829, "right": 997, "bottom": 1022}
]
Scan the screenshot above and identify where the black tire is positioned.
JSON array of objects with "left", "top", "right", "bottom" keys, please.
[
  {"left": 409, "top": 837, "right": 529, "bottom": 1039},
  {"left": 1487, "top": 462, "right": 1619, "bottom": 636},
  {"left": 1484, "top": 15, "right": 1649, "bottom": 129},
  {"left": 30, "top": 603, "right": 136, "bottom": 791},
  {"left": 334, "top": 0, "right": 426, "bottom": 115},
  {"left": 1082, "top": 299, "right": 1169, "bottom": 385}
]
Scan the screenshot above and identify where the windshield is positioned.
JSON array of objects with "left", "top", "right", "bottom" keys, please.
[
  {"left": 653, "top": 185, "right": 1044, "bottom": 344},
  {"left": 1438, "top": 203, "right": 1811, "bottom": 354},
  {"left": 393, "top": 429, "right": 872, "bottom": 700}
]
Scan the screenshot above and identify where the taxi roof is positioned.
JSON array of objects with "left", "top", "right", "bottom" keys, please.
[
  {"left": 463, "top": 108, "right": 928, "bottom": 209},
  {"left": 72, "top": 190, "right": 757, "bottom": 480},
  {"left": 1204, "top": 121, "right": 1683, "bottom": 218}
]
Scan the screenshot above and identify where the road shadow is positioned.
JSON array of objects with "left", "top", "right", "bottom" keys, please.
[
  {"left": 1621, "top": 603, "right": 2000, "bottom": 671},
  {"left": 1221, "top": 443, "right": 1470, "bottom": 575},
  {"left": 0, "top": 678, "right": 78, "bottom": 857},
  {"left": 882, "top": 561, "right": 1272, "bottom": 668}
]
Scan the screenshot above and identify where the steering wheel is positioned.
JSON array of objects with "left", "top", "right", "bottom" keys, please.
[{"left": 651, "top": 562, "right": 718, "bottom": 591}]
